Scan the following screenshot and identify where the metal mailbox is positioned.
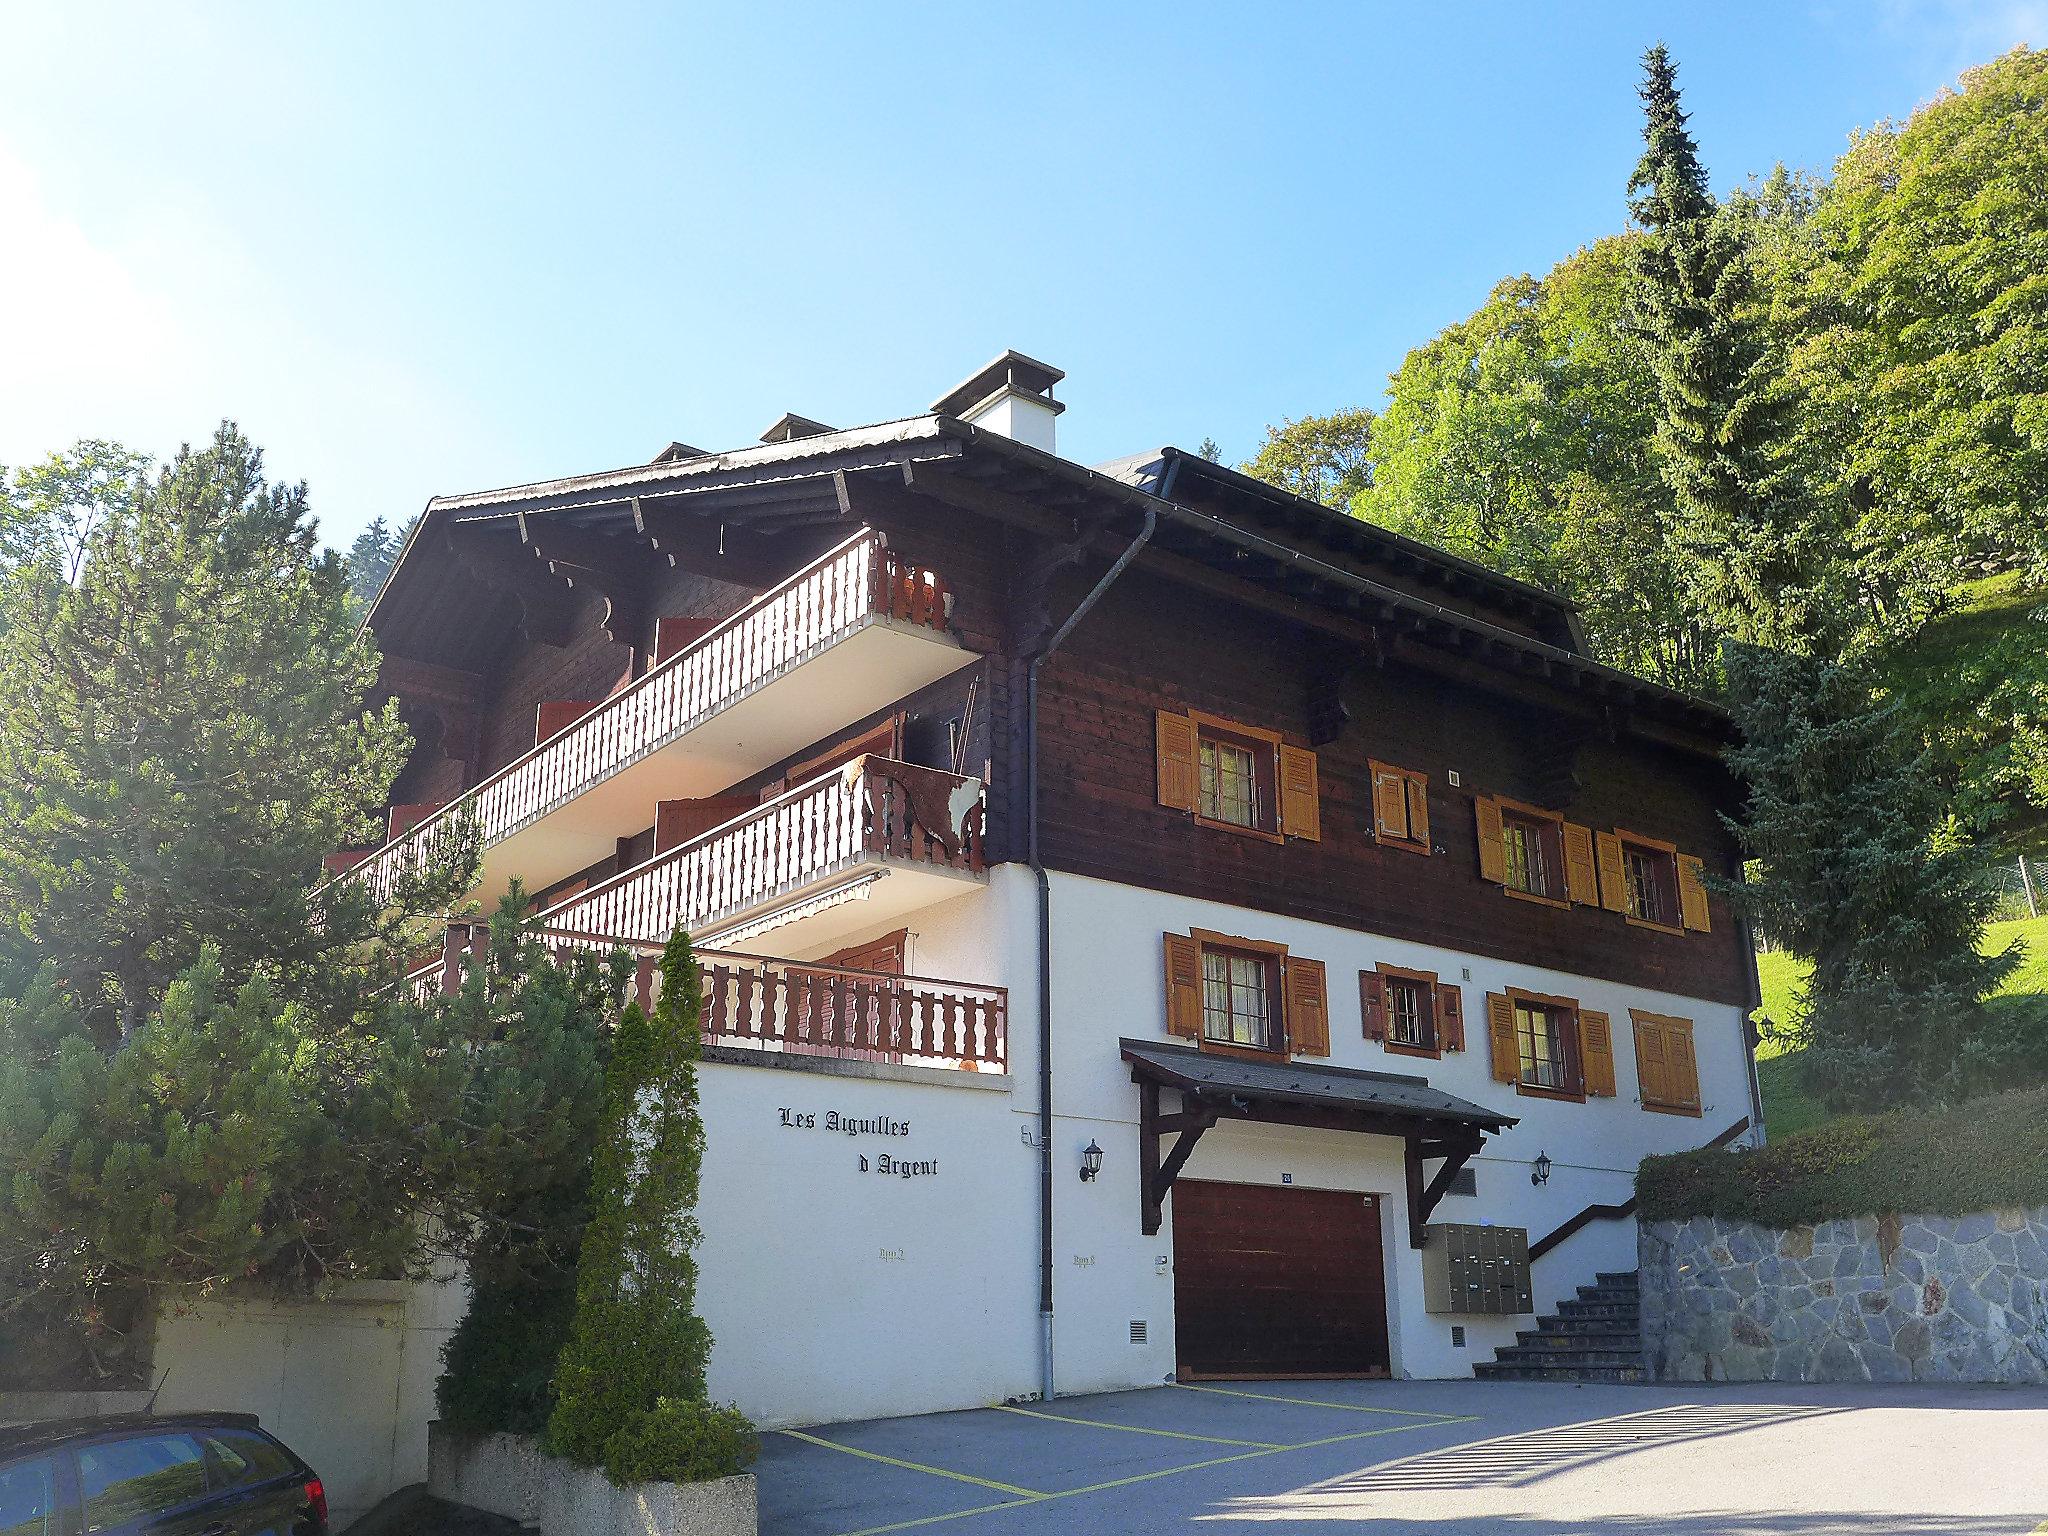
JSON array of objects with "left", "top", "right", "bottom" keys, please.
[{"left": 1421, "top": 1223, "right": 1533, "bottom": 1315}]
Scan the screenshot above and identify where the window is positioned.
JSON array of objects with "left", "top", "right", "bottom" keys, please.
[
  {"left": 1155, "top": 710, "right": 1320, "bottom": 841},
  {"left": 1632, "top": 1009, "right": 1703, "bottom": 1115},
  {"left": 1360, "top": 965, "right": 1464, "bottom": 1057},
  {"left": 1386, "top": 976, "right": 1432, "bottom": 1050},
  {"left": 1620, "top": 837, "right": 1682, "bottom": 929},
  {"left": 1515, "top": 998, "right": 1573, "bottom": 1091},
  {"left": 1502, "top": 809, "right": 1564, "bottom": 900},
  {"left": 0, "top": 1457, "right": 57, "bottom": 1536},
  {"left": 1165, "top": 931, "right": 1329, "bottom": 1056},
  {"left": 200, "top": 1430, "right": 297, "bottom": 1493},
  {"left": 1369, "top": 761, "right": 1431, "bottom": 854},
  {"left": 78, "top": 1434, "right": 207, "bottom": 1532},
  {"left": 1199, "top": 733, "right": 1264, "bottom": 830}
]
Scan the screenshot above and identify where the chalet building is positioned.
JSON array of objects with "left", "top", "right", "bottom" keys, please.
[{"left": 349, "top": 351, "right": 1763, "bottom": 1426}]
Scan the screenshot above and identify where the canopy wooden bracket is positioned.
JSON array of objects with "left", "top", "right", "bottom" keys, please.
[
  {"left": 517, "top": 511, "right": 649, "bottom": 651},
  {"left": 1404, "top": 1131, "right": 1483, "bottom": 1249},
  {"left": 447, "top": 527, "right": 581, "bottom": 648},
  {"left": 1137, "top": 1078, "right": 1220, "bottom": 1237}
]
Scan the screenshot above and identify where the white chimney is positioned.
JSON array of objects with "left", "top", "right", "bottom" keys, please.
[{"left": 931, "top": 350, "right": 1065, "bottom": 455}]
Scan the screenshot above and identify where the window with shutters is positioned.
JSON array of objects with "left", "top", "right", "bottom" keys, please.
[
  {"left": 1369, "top": 760, "right": 1431, "bottom": 854},
  {"left": 1202, "top": 947, "right": 1277, "bottom": 1049},
  {"left": 1386, "top": 975, "right": 1432, "bottom": 1050},
  {"left": 1631, "top": 1009, "right": 1703, "bottom": 1115},
  {"left": 1617, "top": 831, "right": 1683, "bottom": 930},
  {"left": 1166, "top": 929, "right": 1325, "bottom": 1057},
  {"left": 1156, "top": 710, "right": 1320, "bottom": 842},
  {"left": 1363, "top": 964, "right": 1463, "bottom": 1059},
  {"left": 1515, "top": 999, "right": 1573, "bottom": 1090}
]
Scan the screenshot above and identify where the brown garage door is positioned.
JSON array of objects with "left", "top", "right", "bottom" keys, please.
[{"left": 1172, "top": 1180, "right": 1390, "bottom": 1379}]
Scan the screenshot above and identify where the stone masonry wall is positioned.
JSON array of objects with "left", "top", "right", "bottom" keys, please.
[{"left": 1639, "top": 1206, "right": 2048, "bottom": 1384}]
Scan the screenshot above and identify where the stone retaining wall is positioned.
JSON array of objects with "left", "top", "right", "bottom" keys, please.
[
  {"left": 427, "top": 1422, "right": 757, "bottom": 1536},
  {"left": 1639, "top": 1206, "right": 2048, "bottom": 1384}
]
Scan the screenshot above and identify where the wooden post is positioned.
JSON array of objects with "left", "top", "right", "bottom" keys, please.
[
  {"left": 2021, "top": 853, "right": 2039, "bottom": 920},
  {"left": 438, "top": 922, "right": 464, "bottom": 996}
]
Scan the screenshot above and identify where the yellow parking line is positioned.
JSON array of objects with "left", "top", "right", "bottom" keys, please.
[
  {"left": 824, "top": 1414, "right": 1473, "bottom": 1536},
  {"left": 993, "top": 1402, "right": 1287, "bottom": 1448},
  {"left": 775, "top": 1430, "right": 1046, "bottom": 1499},
  {"left": 1171, "top": 1381, "right": 1471, "bottom": 1420}
]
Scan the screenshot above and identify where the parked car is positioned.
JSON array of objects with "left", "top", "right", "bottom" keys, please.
[{"left": 0, "top": 1412, "right": 326, "bottom": 1536}]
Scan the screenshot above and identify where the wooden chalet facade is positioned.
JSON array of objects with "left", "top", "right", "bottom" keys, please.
[{"left": 350, "top": 352, "right": 1761, "bottom": 1423}]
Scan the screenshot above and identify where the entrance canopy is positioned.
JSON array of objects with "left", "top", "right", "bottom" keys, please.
[{"left": 1120, "top": 1038, "right": 1517, "bottom": 1248}]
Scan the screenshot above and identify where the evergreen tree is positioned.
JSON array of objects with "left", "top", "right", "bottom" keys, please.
[
  {"left": 1722, "top": 648, "right": 2022, "bottom": 1108},
  {"left": 0, "top": 424, "right": 411, "bottom": 1038},
  {"left": 1626, "top": 45, "right": 1848, "bottom": 654},
  {"left": 344, "top": 514, "right": 416, "bottom": 618}
]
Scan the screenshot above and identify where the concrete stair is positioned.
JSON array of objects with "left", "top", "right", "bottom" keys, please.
[{"left": 1474, "top": 1270, "right": 1647, "bottom": 1383}]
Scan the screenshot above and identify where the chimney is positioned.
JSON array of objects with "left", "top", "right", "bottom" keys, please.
[{"left": 930, "top": 350, "right": 1065, "bottom": 455}]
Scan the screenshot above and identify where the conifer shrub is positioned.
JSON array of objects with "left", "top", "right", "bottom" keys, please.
[{"left": 545, "top": 929, "right": 756, "bottom": 1484}]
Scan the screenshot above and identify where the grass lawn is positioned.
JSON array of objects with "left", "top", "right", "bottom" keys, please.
[{"left": 1752, "top": 913, "right": 2047, "bottom": 1137}]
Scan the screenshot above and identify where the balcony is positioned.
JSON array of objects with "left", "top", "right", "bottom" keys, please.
[
  {"left": 343, "top": 529, "right": 972, "bottom": 910},
  {"left": 419, "top": 919, "right": 1005, "bottom": 1073},
  {"left": 536, "top": 754, "right": 985, "bottom": 956}
]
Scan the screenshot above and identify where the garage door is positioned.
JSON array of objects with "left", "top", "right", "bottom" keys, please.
[{"left": 1172, "top": 1180, "right": 1390, "bottom": 1379}]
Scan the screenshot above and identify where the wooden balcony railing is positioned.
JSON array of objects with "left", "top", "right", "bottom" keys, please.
[
  {"left": 340, "top": 529, "right": 953, "bottom": 908},
  {"left": 413, "top": 920, "right": 1005, "bottom": 1071},
  {"left": 541, "top": 754, "right": 983, "bottom": 943}
]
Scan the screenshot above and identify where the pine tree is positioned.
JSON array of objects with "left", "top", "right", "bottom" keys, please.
[
  {"left": 1722, "top": 648, "right": 2022, "bottom": 1108},
  {"left": 0, "top": 424, "right": 411, "bottom": 1039},
  {"left": 344, "top": 513, "right": 417, "bottom": 618},
  {"left": 1626, "top": 45, "right": 1847, "bottom": 654}
]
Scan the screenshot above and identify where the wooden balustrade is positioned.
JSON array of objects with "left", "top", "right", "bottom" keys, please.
[
  {"left": 544, "top": 755, "right": 984, "bottom": 945},
  {"left": 337, "top": 529, "right": 954, "bottom": 907},
  {"left": 409, "top": 919, "right": 1005, "bottom": 1071}
]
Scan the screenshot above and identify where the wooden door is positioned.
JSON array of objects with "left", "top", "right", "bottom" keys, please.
[{"left": 1172, "top": 1180, "right": 1390, "bottom": 1379}]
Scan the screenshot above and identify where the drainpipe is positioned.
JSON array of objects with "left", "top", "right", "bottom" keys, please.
[{"left": 1028, "top": 497, "right": 1160, "bottom": 1404}]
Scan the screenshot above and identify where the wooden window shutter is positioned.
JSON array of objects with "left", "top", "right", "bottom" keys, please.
[
  {"left": 1370, "top": 763, "right": 1410, "bottom": 841},
  {"left": 1632, "top": 1014, "right": 1670, "bottom": 1107},
  {"left": 653, "top": 614, "right": 718, "bottom": 667},
  {"left": 1475, "top": 796, "right": 1506, "bottom": 884},
  {"left": 1278, "top": 745, "right": 1321, "bottom": 841},
  {"left": 535, "top": 699, "right": 597, "bottom": 746},
  {"left": 1406, "top": 775, "right": 1431, "bottom": 848},
  {"left": 1163, "top": 932, "right": 1202, "bottom": 1038},
  {"left": 1155, "top": 711, "right": 1198, "bottom": 814},
  {"left": 1595, "top": 830, "right": 1629, "bottom": 913},
  {"left": 1578, "top": 1009, "right": 1617, "bottom": 1097},
  {"left": 1677, "top": 854, "right": 1712, "bottom": 933},
  {"left": 1437, "top": 982, "right": 1465, "bottom": 1052},
  {"left": 1485, "top": 992, "right": 1518, "bottom": 1082},
  {"left": 1563, "top": 823, "right": 1599, "bottom": 905},
  {"left": 1668, "top": 1019, "right": 1701, "bottom": 1109},
  {"left": 1359, "top": 969, "right": 1389, "bottom": 1042},
  {"left": 1284, "top": 957, "right": 1330, "bottom": 1056}
]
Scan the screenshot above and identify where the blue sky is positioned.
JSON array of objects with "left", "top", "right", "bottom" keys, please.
[{"left": 1, "top": 2, "right": 2040, "bottom": 549}]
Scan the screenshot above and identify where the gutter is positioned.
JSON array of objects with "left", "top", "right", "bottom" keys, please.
[{"left": 1028, "top": 492, "right": 1161, "bottom": 1405}]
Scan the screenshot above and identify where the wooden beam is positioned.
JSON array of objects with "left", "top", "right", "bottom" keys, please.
[
  {"left": 517, "top": 513, "right": 652, "bottom": 651},
  {"left": 629, "top": 499, "right": 787, "bottom": 587},
  {"left": 446, "top": 528, "right": 580, "bottom": 648}
]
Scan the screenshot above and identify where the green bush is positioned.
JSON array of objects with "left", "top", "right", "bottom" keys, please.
[
  {"left": 435, "top": 1278, "right": 577, "bottom": 1437},
  {"left": 1638, "top": 1084, "right": 2048, "bottom": 1227},
  {"left": 598, "top": 1398, "right": 758, "bottom": 1486}
]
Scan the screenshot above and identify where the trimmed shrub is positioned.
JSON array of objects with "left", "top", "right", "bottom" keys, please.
[
  {"left": 598, "top": 1398, "right": 758, "bottom": 1486},
  {"left": 1638, "top": 1084, "right": 2048, "bottom": 1227},
  {"left": 435, "top": 1277, "right": 577, "bottom": 1437}
]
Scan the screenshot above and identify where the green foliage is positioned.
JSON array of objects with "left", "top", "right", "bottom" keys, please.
[
  {"left": 1239, "top": 406, "right": 1375, "bottom": 507},
  {"left": 344, "top": 514, "right": 418, "bottom": 619},
  {"left": 0, "top": 423, "right": 414, "bottom": 1039},
  {"left": 0, "top": 440, "right": 150, "bottom": 587},
  {"left": 1638, "top": 1085, "right": 2048, "bottom": 1227},
  {"left": 597, "top": 1399, "right": 758, "bottom": 1487},
  {"left": 435, "top": 1277, "right": 579, "bottom": 1437},
  {"left": 1724, "top": 647, "right": 2023, "bottom": 1110},
  {"left": 0, "top": 895, "right": 619, "bottom": 1387},
  {"left": 548, "top": 928, "right": 752, "bottom": 1483}
]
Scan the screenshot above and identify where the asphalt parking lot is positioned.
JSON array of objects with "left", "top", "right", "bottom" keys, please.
[{"left": 756, "top": 1378, "right": 2048, "bottom": 1536}]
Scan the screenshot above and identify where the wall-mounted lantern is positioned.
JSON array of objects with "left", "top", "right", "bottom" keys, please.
[
  {"left": 1531, "top": 1151, "right": 1553, "bottom": 1187},
  {"left": 1079, "top": 1140, "right": 1104, "bottom": 1183}
]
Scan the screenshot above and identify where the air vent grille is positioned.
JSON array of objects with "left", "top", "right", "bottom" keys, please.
[{"left": 1129, "top": 1319, "right": 1148, "bottom": 1345}]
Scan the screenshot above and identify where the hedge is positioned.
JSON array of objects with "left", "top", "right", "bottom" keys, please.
[{"left": 1637, "top": 1084, "right": 2048, "bottom": 1229}]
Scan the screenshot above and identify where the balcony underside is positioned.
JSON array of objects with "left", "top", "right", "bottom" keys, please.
[{"left": 475, "top": 616, "right": 972, "bottom": 905}]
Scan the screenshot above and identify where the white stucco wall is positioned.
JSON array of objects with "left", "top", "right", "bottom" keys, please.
[{"left": 150, "top": 1273, "right": 466, "bottom": 1529}]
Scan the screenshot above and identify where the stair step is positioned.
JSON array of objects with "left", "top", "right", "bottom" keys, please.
[
  {"left": 1492, "top": 1347, "right": 1646, "bottom": 1368},
  {"left": 1595, "top": 1271, "right": 1640, "bottom": 1287},
  {"left": 1558, "top": 1301, "right": 1641, "bottom": 1321},
  {"left": 1517, "top": 1329, "right": 1641, "bottom": 1350},
  {"left": 1536, "top": 1314, "right": 1640, "bottom": 1333},
  {"left": 1475, "top": 1362, "right": 1646, "bottom": 1384},
  {"left": 1575, "top": 1286, "right": 1640, "bottom": 1303}
]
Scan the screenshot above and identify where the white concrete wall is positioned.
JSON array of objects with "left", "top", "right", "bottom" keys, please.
[
  {"left": 151, "top": 1273, "right": 466, "bottom": 1529},
  {"left": 1040, "top": 871, "right": 1756, "bottom": 1387}
]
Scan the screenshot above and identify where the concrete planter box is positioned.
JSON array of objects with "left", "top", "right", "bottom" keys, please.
[{"left": 427, "top": 1423, "right": 756, "bottom": 1536}]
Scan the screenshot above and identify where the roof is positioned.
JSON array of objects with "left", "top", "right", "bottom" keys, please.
[
  {"left": 1120, "top": 1038, "right": 1517, "bottom": 1133},
  {"left": 0, "top": 1412, "right": 263, "bottom": 1456},
  {"left": 931, "top": 349, "right": 1067, "bottom": 418}
]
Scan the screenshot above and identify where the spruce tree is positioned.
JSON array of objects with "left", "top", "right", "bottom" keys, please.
[
  {"left": 0, "top": 424, "right": 411, "bottom": 1038},
  {"left": 1627, "top": 44, "right": 1847, "bottom": 654}
]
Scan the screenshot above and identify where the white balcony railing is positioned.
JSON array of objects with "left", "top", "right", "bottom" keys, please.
[{"left": 340, "top": 529, "right": 956, "bottom": 908}]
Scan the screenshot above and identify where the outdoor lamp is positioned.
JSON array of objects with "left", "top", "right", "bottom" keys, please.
[
  {"left": 1531, "top": 1151, "right": 1553, "bottom": 1187},
  {"left": 1079, "top": 1140, "right": 1104, "bottom": 1183}
]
